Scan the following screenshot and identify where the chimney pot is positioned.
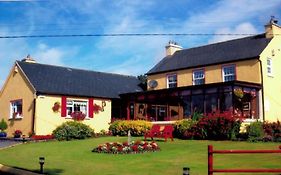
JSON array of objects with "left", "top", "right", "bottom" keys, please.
[{"left": 21, "top": 54, "right": 36, "bottom": 63}]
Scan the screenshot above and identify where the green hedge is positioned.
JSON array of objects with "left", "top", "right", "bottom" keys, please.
[
  {"left": 52, "top": 121, "right": 94, "bottom": 141},
  {"left": 109, "top": 120, "right": 152, "bottom": 136}
]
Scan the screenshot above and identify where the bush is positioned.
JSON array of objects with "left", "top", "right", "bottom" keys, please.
[
  {"left": 109, "top": 120, "right": 152, "bottom": 136},
  {"left": 52, "top": 121, "right": 94, "bottom": 141},
  {"left": 263, "top": 121, "right": 281, "bottom": 142},
  {"left": 190, "top": 115, "right": 242, "bottom": 140},
  {"left": 174, "top": 119, "right": 197, "bottom": 139},
  {"left": 246, "top": 121, "right": 265, "bottom": 142},
  {"left": 0, "top": 119, "right": 8, "bottom": 132}
]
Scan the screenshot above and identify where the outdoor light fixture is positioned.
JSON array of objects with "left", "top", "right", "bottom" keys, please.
[
  {"left": 39, "top": 157, "right": 45, "bottom": 174},
  {"left": 183, "top": 167, "right": 190, "bottom": 175}
]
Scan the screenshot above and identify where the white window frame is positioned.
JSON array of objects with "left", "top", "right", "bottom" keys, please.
[
  {"left": 10, "top": 99, "right": 23, "bottom": 119},
  {"left": 66, "top": 99, "right": 88, "bottom": 118},
  {"left": 267, "top": 58, "right": 273, "bottom": 77},
  {"left": 167, "top": 74, "right": 177, "bottom": 88},
  {"left": 222, "top": 65, "right": 236, "bottom": 82},
  {"left": 193, "top": 69, "right": 205, "bottom": 85}
]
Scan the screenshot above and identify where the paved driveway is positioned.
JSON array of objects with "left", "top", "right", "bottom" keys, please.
[{"left": 0, "top": 140, "right": 20, "bottom": 149}]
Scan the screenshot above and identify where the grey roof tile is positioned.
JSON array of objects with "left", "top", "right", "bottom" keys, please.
[
  {"left": 17, "top": 61, "right": 143, "bottom": 99},
  {"left": 147, "top": 34, "right": 271, "bottom": 75}
]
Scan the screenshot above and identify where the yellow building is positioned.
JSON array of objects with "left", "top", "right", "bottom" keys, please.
[
  {"left": 122, "top": 19, "right": 281, "bottom": 123},
  {"left": 0, "top": 57, "right": 142, "bottom": 136},
  {"left": 1, "top": 19, "right": 281, "bottom": 137}
]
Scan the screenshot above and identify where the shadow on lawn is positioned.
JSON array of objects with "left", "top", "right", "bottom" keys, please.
[{"left": 12, "top": 166, "right": 64, "bottom": 175}]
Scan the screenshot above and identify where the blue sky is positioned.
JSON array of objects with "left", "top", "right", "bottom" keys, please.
[{"left": 0, "top": 0, "right": 281, "bottom": 87}]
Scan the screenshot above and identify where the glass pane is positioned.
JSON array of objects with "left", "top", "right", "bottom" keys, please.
[
  {"left": 220, "top": 92, "right": 233, "bottom": 112},
  {"left": 205, "top": 94, "right": 218, "bottom": 113},
  {"left": 192, "top": 94, "right": 204, "bottom": 113}
]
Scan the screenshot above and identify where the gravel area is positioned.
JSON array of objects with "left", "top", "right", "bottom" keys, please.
[{"left": 0, "top": 140, "right": 21, "bottom": 149}]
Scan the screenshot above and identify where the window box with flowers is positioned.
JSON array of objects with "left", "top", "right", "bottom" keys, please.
[{"left": 70, "top": 111, "right": 86, "bottom": 121}]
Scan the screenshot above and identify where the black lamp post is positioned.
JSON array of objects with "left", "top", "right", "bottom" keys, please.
[{"left": 39, "top": 157, "right": 45, "bottom": 174}]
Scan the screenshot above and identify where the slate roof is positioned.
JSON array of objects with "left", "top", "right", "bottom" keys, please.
[
  {"left": 147, "top": 34, "right": 272, "bottom": 75},
  {"left": 17, "top": 61, "right": 143, "bottom": 99}
]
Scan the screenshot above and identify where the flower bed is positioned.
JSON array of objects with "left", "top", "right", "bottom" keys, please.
[
  {"left": 31, "top": 135, "right": 54, "bottom": 140},
  {"left": 92, "top": 140, "right": 160, "bottom": 154}
]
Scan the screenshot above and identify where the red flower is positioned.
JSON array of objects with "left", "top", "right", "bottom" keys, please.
[{"left": 71, "top": 111, "right": 86, "bottom": 121}]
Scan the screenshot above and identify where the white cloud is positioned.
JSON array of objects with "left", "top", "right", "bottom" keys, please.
[
  {"left": 34, "top": 44, "right": 65, "bottom": 66},
  {"left": 208, "top": 22, "right": 258, "bottom": 43}
]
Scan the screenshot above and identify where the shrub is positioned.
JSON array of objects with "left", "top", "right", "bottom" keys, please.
[
  {"left": 52, "top": 121, "right": 94, "bottom": 141},
  {"left": 263, "top": 121, "right": 281, "bottom": 142},
  {"left": 109, "top": 120, "right": 152, "bottom": 136},
  {"left": 174, "top": 119, "right": 197, "bottom": 139},
  {"left": 247, "top": 121, "right": 265, "bottom": 142},
  {"left": 190, "top": 115, "right": 242, "bottom": 140},
  {"left": 0, "top": 119, "right": 8, "bottom": 132}
]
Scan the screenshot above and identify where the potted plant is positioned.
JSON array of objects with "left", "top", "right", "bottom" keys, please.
[
  {"left": 0, "top": 119, "right": 8, "bottom": 137},
  {"left": 14, "top": 129, "right": 22, "bottom": 138}
]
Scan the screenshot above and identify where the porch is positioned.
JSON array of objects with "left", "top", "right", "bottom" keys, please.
[{"left": 121, "top": 81, "right": 262, "bottom": 122}]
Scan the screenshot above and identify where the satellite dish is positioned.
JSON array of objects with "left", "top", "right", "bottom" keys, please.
[{"left": 148, "top": 80, "right": 158, "bottom": 88}]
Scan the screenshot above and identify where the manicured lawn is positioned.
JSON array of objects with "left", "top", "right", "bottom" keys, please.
[{"left": 0, "top": 137, "right": 280, "bottom": 175}]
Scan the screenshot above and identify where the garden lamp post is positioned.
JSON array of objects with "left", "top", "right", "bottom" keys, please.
[
  {"left": 183, "top": 167, "right": 190, "bottom": 175},
  {"left": 128, "top": 130, "right": 131, "bottom": 143},
  {"left": 39, "top": 157, "right": 45, "bottom": 174}
]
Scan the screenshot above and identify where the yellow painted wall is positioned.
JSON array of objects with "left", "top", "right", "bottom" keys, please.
[
  {"left": 0, "top": 64, "right": 35, "bottom": 136},
  {"left": 35, "top": 95, "right": 112, "bottom": 135},
  {"left": 147, "top": 59, "right": 261, "bottom": 90},
  {"left": 259, "top": 28, "right": 281, "bottom": 122}
]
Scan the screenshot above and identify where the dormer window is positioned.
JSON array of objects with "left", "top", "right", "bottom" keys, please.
[
  {"left": 167, "top": 74, "right": 177, "bottom": 88},
  {"left": 222, "top": 65, "right": 236, "bottom": 82},
  {"left": 193, "top": 69, "right": 205, "bottom": 85}
]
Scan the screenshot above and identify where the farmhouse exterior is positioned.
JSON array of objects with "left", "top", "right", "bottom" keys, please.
[
  {"left": 121, "top": 19, "right": 281, "bottom": 123},
  {"left": 0, "top": 19, "right": 281, "bottom": 136},
  {"left": 0, "top": 59, "right": 142, "bottom": 136}
]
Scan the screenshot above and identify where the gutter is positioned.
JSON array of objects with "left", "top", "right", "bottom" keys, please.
[{"left": 258, "top": 59, "right": 265, "bottom": 121}]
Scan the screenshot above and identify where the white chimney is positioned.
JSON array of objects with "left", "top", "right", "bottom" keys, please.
[
  {"left": 264, "top": 16, "right": 281, "bottom": 39},
  {"left": 165, "top": 41, "right": 183, "bottom": 56}
]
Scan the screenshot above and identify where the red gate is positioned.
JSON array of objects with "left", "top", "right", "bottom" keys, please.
[{"left": 208, "top": 145, "right": 281, "bottom": 175}]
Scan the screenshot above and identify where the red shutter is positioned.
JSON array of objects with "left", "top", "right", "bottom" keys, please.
[
  {"left": 88, "top": 98, "right": 94, "bottom": 118},
  {"left": 61, "top": 96, "right": 67, "bottom": 117}
]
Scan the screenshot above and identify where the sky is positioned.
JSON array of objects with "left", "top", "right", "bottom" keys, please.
[{"left": 0, "top": 0, "right": 281, "bottom": 88}]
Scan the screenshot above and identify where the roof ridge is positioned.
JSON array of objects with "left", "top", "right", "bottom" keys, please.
[
  {"left": 16, "top": 60, "right": 138, "bottom": 79},
  {"left": 178, "top": 33, "right": 265, "bottom": 53}
]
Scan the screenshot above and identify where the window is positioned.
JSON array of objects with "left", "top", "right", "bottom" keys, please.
[
  {"left": 167, "top": 74, "right": 177, "bottom": 88},
  {"left": 267, "top": 58, "right": 273, "bottom": 76},
  {"left": 222, "top": 65, "right": 235, "bottom": 82},
  {"left": 10, "top": 99, "right": 23, "bottom": 119},
  {"left": 66, "top": 100, "right": 88, "bottom": 117},
  {"left": 193, "top": 69, "right": 205, "bottom": 85}
]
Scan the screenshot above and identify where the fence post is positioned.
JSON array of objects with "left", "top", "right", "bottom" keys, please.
[{"left": 208, "top": 145, "right": 213, "bottom": 175}]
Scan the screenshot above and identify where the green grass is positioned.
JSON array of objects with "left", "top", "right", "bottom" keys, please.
[{"left": 0, "top": 137, "right": 280, "bottom": 175}]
